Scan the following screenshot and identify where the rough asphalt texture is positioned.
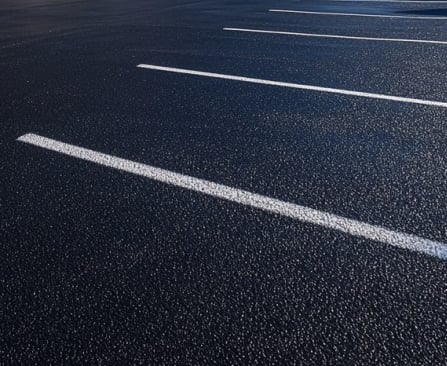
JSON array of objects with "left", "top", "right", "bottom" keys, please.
[{"left": 1, "top": 0, "right": 447, "bottom": 364}]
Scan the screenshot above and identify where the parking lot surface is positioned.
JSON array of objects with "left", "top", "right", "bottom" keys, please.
[{"left": 1, "top": 0, "right": 447, "bottom": 364}]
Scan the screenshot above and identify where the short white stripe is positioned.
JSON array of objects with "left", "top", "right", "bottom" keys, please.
[
  {"left": 269, "top": 9, "right": 447, "bottom": 19},
  {"left": 224, "top": 27, "right": 447, "bottom": 45},
  {"left": 136, "top": 64, "right": 447, "bottom": 108},
  {"left": 17, "top": 133, "right": 447, "bottom": 260}
]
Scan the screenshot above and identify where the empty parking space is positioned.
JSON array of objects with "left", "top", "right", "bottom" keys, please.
[
  {"left": 16, "top": 133, "right": 447, "bottom": 259},
  {"left": 2, "top": 0, "right": 447, "bottom": 364},
  {"left": 137, "top": 63, "right": 447, "bottom": 107},
  {"left": 223, "top": 27, "right": 447, "bottom": 45},
  {"left": 269, "top": 8, "right": 447, "bottom": 19}
]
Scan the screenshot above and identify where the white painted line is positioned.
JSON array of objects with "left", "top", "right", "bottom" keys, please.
[
  {"left": 269, "top": 9, "right": 447, "bottom": 20},
  {"left": 333, "top": 0, "right": 447, "bottom": 3},
  {"left": 136, "top": 64, "right": 447, "bottom": 108},
  {"left": 17, "top": 133, "right": 447, "bottom": 260},
  {"left": 224, "top": 27, "right": 447, "bottom": 45}
]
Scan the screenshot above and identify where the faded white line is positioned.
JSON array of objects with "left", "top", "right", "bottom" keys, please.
[
  {"left": 269, "top": 9, "right": 447, "bottom": 19},
  {"left": 136, "top": 64, "right": 447, "bottom": 108},
  {"left": 224, "top": 27, "right": 447, "bottom": 45},
  {"left": 17, "top": 133, "right": 447, "bottom": 260}
]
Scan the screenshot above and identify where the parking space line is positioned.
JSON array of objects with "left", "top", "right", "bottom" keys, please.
[
  {"left": 224, "top": 27, "right": 447, "bottom": 45},
  {"left": 269, "top": 9, "right": 447, "bottom": 19},
  {"left": 17, "top": 133, "right": 447, "bottom": 260},
  {"left": 333, "top": 0, "right": 447, "bottom": 3},
  {"left": 137, "top": 64, "right": 447, "bottom": 108}
]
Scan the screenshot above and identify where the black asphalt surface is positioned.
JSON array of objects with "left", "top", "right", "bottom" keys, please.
[{"left": 2, "top": 0, "right": 447, "bottom": 364}]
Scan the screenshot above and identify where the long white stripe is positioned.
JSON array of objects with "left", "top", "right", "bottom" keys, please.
[
  {"left": 269, "top": 9, "right": 447, "bottom": 19},
  {"left": 333, "top": 0, "right": 447, "bottom": 3},
  {"left": 136, "top": 64, "right": 447, "bottom": 108},
  {"left": 17, "top": 133, "right": 447, "bottom": 260},
  {"left": 224, "top": 27, "right": 447, "bottom": 45}
]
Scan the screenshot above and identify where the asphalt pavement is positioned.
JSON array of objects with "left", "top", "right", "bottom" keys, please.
[{"left": 1, "top": 0, "right": 447, "bottom": 364}]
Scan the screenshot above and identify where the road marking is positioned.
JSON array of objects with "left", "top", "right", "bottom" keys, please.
[
  {"left": 136, "top": 64, "right": 447, "bottom": 108},
  {"left": 333, "top": 0, "right": 447, "bottom": 3},
  {"left": 17, "top": 133, "right": 447, "bottom": 260},
  {"left": 269, "top": 9, "right": 447, "bottom": 20},
  {"left": 224, "top": 27, "right": 447, "bottom": 45}
]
